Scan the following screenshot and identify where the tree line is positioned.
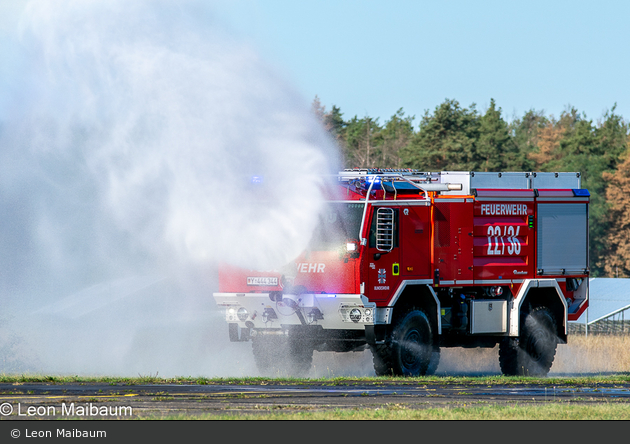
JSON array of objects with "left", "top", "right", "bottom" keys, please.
[{"left": 312, "top": 96, "right": 630, "bottom": 278}]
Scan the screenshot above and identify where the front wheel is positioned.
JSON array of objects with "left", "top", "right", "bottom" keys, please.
[
  {"left": 499, "top": 306, "right": 558, "bottom": 376},
  {"left": 426, "top": 347, "right": 441, "bottom": 375},
  {"left": 371, "top": 309, "right": 435, "bottom": 376}
]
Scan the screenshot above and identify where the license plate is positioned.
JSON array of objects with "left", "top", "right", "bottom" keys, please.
[{"left": 247, "top": 276, "right": 278, "bottom": 286}]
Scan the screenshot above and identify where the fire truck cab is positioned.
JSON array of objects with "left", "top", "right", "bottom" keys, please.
[{"left": 213, "top": 169, "right": 589, "bottom": 377}]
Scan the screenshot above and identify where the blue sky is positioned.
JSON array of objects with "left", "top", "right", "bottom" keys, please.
[{"left": 216, "top": 0, "right": 629, "bottom": 126}]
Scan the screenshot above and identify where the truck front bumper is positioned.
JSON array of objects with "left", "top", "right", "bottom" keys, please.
[{"left": 213, "top": 292, "right": 375, "bottom": 333}]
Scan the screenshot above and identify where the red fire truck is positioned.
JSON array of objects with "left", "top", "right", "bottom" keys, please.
[{"left": 214, "top": 169, "right": 589, "bottom": 377}]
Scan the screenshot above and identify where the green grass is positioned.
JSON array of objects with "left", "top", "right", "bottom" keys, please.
[
  {"left": 142, "top": 402, "right": 630, "bottom": 420},
  {"left": 1, "top": 373, "right": 629, "bottom": 386}
]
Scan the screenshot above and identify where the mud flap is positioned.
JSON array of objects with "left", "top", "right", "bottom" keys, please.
[
  {"left": 229, "top": 323, "right": 251, "bottom": 342},
  {"left": 365, "top": 324, "right": 388, "bottom": 345}
]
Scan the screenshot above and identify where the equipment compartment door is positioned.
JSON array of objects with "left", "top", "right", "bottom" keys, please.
[
  {"left": 472, "top": 198, "right": 533, "bottom": 281},
  {"left": 400, "top": 205, "right": 431, "bottom": 278},
  {"left": 433, "top": 200, "right": 474, "bottom": 284}
]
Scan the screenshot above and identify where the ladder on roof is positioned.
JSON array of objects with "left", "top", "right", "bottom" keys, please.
[{"left": 339, "top": 169, "right": 583, "bottom": 194}]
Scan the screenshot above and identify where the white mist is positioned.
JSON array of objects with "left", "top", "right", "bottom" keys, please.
[{"left": 0, "top": 0, "right": 339, "bottom": 377}]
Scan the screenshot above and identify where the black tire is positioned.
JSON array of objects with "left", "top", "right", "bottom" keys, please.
[
  {"left": 288, "top": 337, "right": 314, "bottom": 377},
  {"left": 252, "top": 336, "right": 286, "bottom": 375},
  {"left": 426, "top": 348, "right": 441, "bottom": 376},
  {"left": 251, "top": 335, "right": 313, "bottom": 377},
  {"left": 371, "top": 309, "right": 434, "bottom": 376},
  {"left": 370, "top": 342, "right": 394, "bottom": 376},
  {"left": 499, "top": 306, "right": 558, "bottom": 376}
]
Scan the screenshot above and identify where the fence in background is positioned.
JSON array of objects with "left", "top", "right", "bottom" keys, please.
[{"left": 569, "top": 306, "right": 630, "bottom": 335}]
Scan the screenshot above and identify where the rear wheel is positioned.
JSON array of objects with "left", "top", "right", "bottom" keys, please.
[{"left": 499, "top": 306, "right": 558, "bottom": 376}]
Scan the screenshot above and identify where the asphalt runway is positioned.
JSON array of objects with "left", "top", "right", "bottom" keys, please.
[{"left": 1, "top": 379, "right": 629, "bottom": 419}]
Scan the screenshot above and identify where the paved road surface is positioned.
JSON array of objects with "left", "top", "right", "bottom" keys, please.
[{"left": 1, "top": 379, "right": 629, "bottom": 419}]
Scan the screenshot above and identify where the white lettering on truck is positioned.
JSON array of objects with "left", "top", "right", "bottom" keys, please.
[
  {"left": 480, "top": 204, "right": 528, "bottom": 216},
  {"left": 486, "top": 225, "right": 521, "bottom": 256},
  {"left": 297, "top": 263, "right": 326, "bottom": 273}
]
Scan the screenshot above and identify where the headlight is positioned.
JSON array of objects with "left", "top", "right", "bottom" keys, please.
[
  {"left": 339, "top": 304, "right": 374, "bottom": 324},
  {"left": 237, "top": 307, "right": 249, "bottom": 322},
  {"left": 349, "top": 308, "right": 362, "bottom": 323},
  {"left": 225, "top": 307, "right": 238, "bottom": 321}
]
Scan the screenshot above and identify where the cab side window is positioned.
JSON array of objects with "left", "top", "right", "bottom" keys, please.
[{"left": 369, "top": 207, "right": 399, "bottom": 250}]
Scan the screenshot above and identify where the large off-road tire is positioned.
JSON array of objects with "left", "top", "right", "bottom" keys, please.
[
  {"left": 287, "top": 337, "right": 314, "bottom": 377},
  {"left": 499, "top": 306, "right": 558, "bottom": 376},
  {"left": 251, "top": 335, "right": 314, "bottom": 377},
  {"left": 426, "top": 348, "right": 441, "bottom": 376},
  {"left": 252, "top": 336, "right": 286, "bottom": 375},
  {"left": 370, "top": 342, "right": 394, "bottom": 376},
  {"left": 371, "top": 309, "right": 435, "bottom": 376}
]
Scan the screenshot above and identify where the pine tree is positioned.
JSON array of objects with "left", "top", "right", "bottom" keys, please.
[
  {"left": 323, "top": 105, "right": 345, "bottom": 142},
  {"left": 400, "top": 99, "right": 480, "bottom": 171},
  {"left": 527, "top": 120, "right": 564, "bottom": 169},
  {"left": 508, "top": 109, "right": 548, "bottom": 171},
  {"left": 373, "top": 108, "right": 415, "bottom": 168},
  {"left": 311, "top": 95, "right": 326, "bottom": 121},
  {"left": 477, "top": 99, "right": 514, "bottom": 171},
  {"left": 344, "top": 116, "right": 382, "bottom": 168},
  {"left": 600, "top": 149, "right": 630, "bottom": 277},
  {"left": 311, "top": 96, "right": 347, "bottom": 153},
  {"left": 595, "top": 104, "right": 629, "bottom": 171},
  {"left": 592, "top": 106, "right": 630, "bottom": 276}
]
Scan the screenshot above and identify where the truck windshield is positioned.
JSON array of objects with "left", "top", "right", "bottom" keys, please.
[{"left": 308, "top": 203, "right": 365, "bottom": 251}]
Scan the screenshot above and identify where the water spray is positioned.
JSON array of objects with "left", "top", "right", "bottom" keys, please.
[{"left": 0, "top": 0, "right": 339, "bottom": 377}]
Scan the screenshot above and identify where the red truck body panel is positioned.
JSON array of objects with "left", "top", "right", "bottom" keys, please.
[{"left": 216, "top": 170, "right": 589, "bottom": 323}]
